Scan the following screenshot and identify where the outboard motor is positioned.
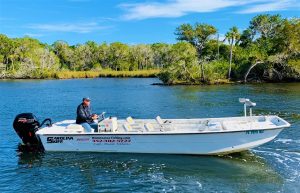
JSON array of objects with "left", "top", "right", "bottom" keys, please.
[{"left": 13, "top": 113, "right": 52, "bottom": 148}]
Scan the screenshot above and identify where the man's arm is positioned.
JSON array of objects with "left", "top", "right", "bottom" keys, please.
[{"left": 88, "top": 106, "right": 98, "bottom": 120}]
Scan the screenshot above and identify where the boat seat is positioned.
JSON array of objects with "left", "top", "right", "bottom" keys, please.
[
  {"left": 126, "top": 117, "right": 140, "bottom": 127},
  {"left": 202, "top": 120, "right": 209, "bottom": 126},
  {"left": 221, "top": 122, "right": 227, "bottom": 130},
  {"left": 123, "top": 123, "right": 132, "bottom": 132},
  {"left": 126, "top": 116, "right": 135, "bottom": 124},
  {"left": 126, "top": 116, "right": 144, "bottom": 131},
  {"left": 144, "top": 123, "right": 154, "bottom": 132},
  {"left": 156, "top": 116, "right": 164, "bottom": 125},
  {"left": 155, "top": 116, "right": 173, "bottom": 131},
  {"left": 66, "top": 124, "right": 84, "bottom": 133},
  {"left": 258, "top": 116, "right": 267, "bottom": 122},
  {"left": 207, "top": 122, "right": 223, "bottom": 131},
  {"left": 123, "top": 123, "right": 143, "bottom": 132}
]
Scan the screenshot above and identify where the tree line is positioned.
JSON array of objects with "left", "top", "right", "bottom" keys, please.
[
  {"left": 0, "top": 36, "right": 170, "bottom": 78},
  {"left": 160, "top": 14, "right": 299, "bottom": 84},
  {"left": 0, "top": 14, "right": 299, "bottom": 83}
]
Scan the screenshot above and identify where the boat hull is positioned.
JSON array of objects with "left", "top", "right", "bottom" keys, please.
[{"left": 37, "top": 128, "right": 283, "bottom": 155}]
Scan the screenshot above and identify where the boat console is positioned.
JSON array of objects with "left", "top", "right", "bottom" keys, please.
[{"left": 98, "top": 117, "right": 118, "bottom": 132}]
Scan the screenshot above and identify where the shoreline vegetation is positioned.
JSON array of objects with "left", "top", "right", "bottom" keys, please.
[
  {"left": 0, "top": 69, "right": 159, "bottom": 79},
  {"left": 55, "top": 69, "right": 159, "bottom": 79},
  {"left": 0, "top": 14, "right": 299, "bottom": 84}
]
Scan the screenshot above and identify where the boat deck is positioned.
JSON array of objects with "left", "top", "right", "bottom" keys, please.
[{"left": 36, "top": 115, "right": 290, "bottom": 135}]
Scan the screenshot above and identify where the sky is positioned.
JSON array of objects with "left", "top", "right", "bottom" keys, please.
[{"left": 0, "top": 0, "right": 299, "bottom": 45}]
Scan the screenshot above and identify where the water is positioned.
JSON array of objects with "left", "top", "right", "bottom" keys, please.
[{"left": 0, "top": 78, "right": 299, "bottom": 193}]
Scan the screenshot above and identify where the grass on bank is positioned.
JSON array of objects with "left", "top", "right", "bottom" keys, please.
[
  {"left": 54, "top": 69, "right": 160, "bottom": 79},
  {"left": 155, "top": 79, "right": 234, "bottom": 85}
]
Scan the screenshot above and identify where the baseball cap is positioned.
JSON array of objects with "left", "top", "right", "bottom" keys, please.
[{"left": 82, "top": 97, "right": 91, "bottom": 101}]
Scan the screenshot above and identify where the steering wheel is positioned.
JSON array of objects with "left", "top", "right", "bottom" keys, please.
[{"left": 98, "top": 112, "right": 106, "bottom": 122}]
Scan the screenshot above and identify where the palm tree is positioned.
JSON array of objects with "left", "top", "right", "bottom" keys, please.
[{"left": 225, "top": 26, "right": 240, "bottom": 79}]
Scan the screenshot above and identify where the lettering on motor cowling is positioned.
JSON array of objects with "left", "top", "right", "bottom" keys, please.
[
  {"left": 47, "top": 136, "right": 74, "bottom": 143},
  {"left": 246, "top": 130, "right": 264, "bottom": 134}
]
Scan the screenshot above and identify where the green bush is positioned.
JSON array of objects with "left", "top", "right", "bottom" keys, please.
[{"left": 204, "top": 60, "right": 229, "bottom": 82}]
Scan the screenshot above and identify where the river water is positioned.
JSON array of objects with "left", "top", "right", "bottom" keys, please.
[{"left": 0, "top": 78, "right": 299, "bottom": 193}]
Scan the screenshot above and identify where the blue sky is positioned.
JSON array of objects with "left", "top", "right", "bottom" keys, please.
[{"left": 0, "top": 0, "right": 299, "bottom": 45}]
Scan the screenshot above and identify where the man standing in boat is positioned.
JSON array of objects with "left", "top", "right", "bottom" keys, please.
[{"left": 76, "top": 97, "right": 98, "bottom": 132}]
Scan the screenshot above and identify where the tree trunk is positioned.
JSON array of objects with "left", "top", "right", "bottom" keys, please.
[
  {"left": 11, "top": 58, "right": 14, "bottom": 71},
  {"left": 228, "top": 41, "right": 233, "bottom": 79},
  {"left": 200, "top": 63, "right": 204, "bottom": 82},
  {"left": 217, "top": 34, "right": 220, "bottom": 60},
  {"left": 197, "top": 47, "right": 205, "bottom": 82},
  {"left": 244, "top": 61, "right": 263, "bottom": 83},
  {"left": 5, "top": 57, "right": 9, "bottom": 71},
  {"left": 272, "top": 68, "right": 283, "bottom": 80}
]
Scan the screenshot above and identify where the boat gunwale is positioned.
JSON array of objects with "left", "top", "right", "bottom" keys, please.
[
  {"left": 36, "top": 115, "right": 290, "bottom": 136},
  {"left": 36, "top": 126, "right": 287, "bottom": 136}
]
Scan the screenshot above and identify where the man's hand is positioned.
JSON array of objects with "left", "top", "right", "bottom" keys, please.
[{"left": 92, "top": 114, "right": 98, "bottom": 120}]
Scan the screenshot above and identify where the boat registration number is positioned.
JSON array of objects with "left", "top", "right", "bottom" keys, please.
[{"left": 246, "top": 130, "right": 264, "bottom": 134}]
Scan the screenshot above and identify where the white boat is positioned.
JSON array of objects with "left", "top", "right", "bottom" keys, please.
[{"left": 13, "top": 99, "right": 290, "bottom": 155}]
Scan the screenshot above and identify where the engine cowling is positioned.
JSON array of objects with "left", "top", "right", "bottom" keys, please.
[{"left": 13, "top": 113, "right": 41, "bottom": 146}]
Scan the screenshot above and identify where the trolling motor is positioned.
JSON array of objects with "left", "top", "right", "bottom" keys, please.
[{"left": 13, "top": 113, "right": 52, "bottom": 149}]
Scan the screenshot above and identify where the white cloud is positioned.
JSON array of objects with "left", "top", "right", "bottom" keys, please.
[
  {"left": 24, "top": 33, "right": 44, "bottom": 37},
  {"left": 120, "top": 0, "right": 299, "bottom": 20},
  {"left": 238, "top": 0, "right": 300, "bottom": 13},
  {"left": 27, "top": 22, "right": 109, "bottom": 33},
  {"left": 120, "top": 0, "right": 238, "bottom": 20}
]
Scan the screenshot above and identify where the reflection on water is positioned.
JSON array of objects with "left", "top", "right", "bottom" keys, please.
[{"left": 15, "top": 150, "right": 283, "bottom": 193}]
